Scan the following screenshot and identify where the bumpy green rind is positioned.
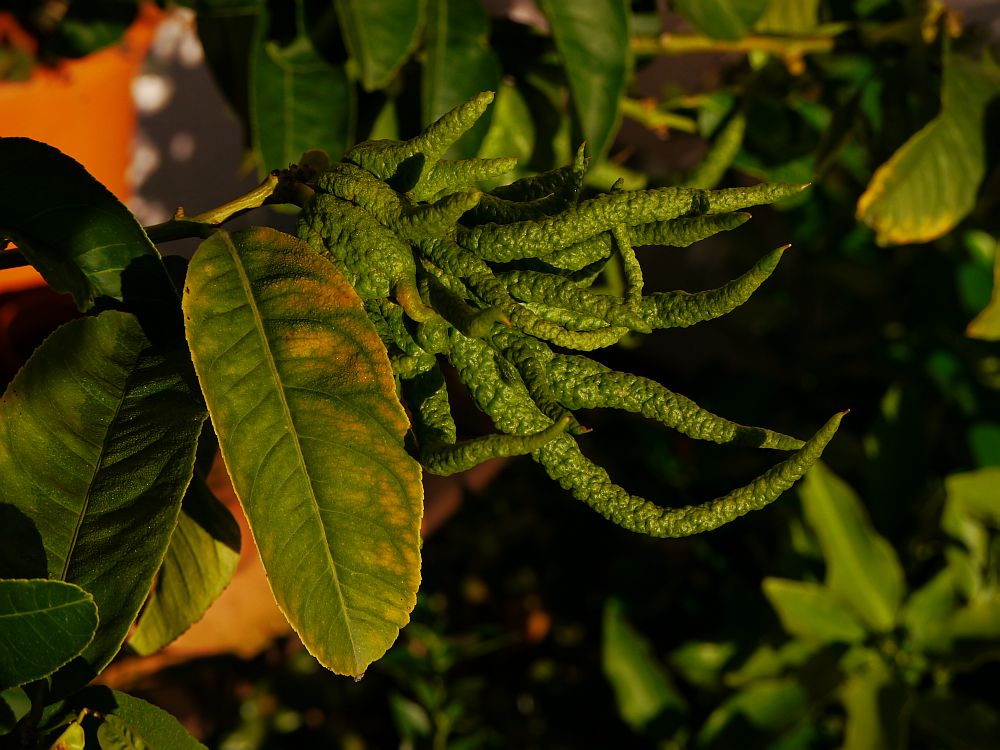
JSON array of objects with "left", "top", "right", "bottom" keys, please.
[
  {"left": 535, "top": 412, "right": 843, "bottom": 537},
  {"left": 294, "top": 92, "right": 833, "bottom": 535}
]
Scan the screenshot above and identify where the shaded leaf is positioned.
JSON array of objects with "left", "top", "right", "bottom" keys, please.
[
  {"left": 422, "top": 0, "right": 501, "bottom": 160},
  {"left": 724, "top": 642, "right": 816, "bottom": 687},
  {"left": 478, "top": 80, "right": 535, "bottom": 168},
  {"left": 183, "top": 228, "right": 423, "bottom": 677},
  {"left": 673, "top": 0, "right": 770, "bottom": 40},
  {"left": 251, "top": 17, "right": 355, "bottom": 172},
  {"left": 129, "top": 469, "right": 241, "bottom": 656},
  {"left": 41, "top": 1, "right": 137, "bottom": 59},
  {"left": 799, "top": 462, "right": 905, "bottom": 632},
  {"left": 601, "top": 599, "right": 687, "bottom": 732},
  {"left": 75, "top": 687, "right": 206, "bottom": 750},
  {"left": 762, "top": 578, "right": 868, "bottom": 645},
  {"left": 857, "top": 54, "right": 1000, "bottom": 245},
  {"left": 840, "top": 649, "right": 905, "bottom": 750},
  {"left": 196, "top": 1, "right": 266, "bottom": 146},
  {"left": 0, "top": 579, "right": 97, "bottom": 691},
  {"left": 0, "top": 138, "right": 175, "bottom": 311},
  {"left": 901, "top": 569, "right": 959, "bottom": 654},
  {"left": 966, "top": 236, "right": 1000, "bottom": 341},
  {"left": 0, "top": 687, "right": 31, "bottom": 734},
  {"left": 912, "top": 692, "right": 1000, "bottom": 750},
  {"left": 0, "top": 312, "right": 207, "bottom": 691},
  {"left": 668, "top": 640, "right": 737, "bottom": 689},
  {"left": 942, "top": 468, "right": 1000, "bottom": 598},
  {"left": 754, "top": 0, "right": 820, "bottom": 33},
  {"left": 334, "top": 0, "right": 424, "bottom": 91},
  {"left": 538, "top": 0, "right": 629, "bottom": 160},
  {"left": 698, "top": 677, "right": 809, "bottom": 745}
]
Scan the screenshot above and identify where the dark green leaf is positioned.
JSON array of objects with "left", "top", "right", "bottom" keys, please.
[
  {"left": 602, "top": 599, "right": 687, "bottom": 732},
  {"left": 128, "top": 468, "right": 241, "bottom": 656},
  {"left": 251, "top": 20, "right": 355, "bottom": 172},
  {"left": 422, "top": 0, "right": 501, "bottom": 160},
  {"left": 195, "top": 1, "right": 266, "bottom": 143},
  {"left": 538, "top": 0, "right": 629, "bottom": 160},
  {"left": 183, "top": 228, "right": 423, "bottom": 677},
  {"left": 0, "top": 312, "right": 207, "bottom": 691},
  {"left": 762, "top": 578, "right": 868, "bottom": 644},
  {"left": 42, "top": 1, "right": 137, "bottom": 59},
  {"left": 334, "top": 0, "right": 425, "bottom": 91},
  {"left": 0, "top": 579, "right": 97, "bottom": 691},
  {"left": 912, "top": 692, "right": 1000, "bottom": 750},
  {"left": 672, "top": 0, "right": 770, "bottom": 40},
  {"left": 75, "top": 687, "right": 207, "bottom": 749},
  {"left": 0, "top": 138, "right": 175, "bottom": 311},
  {"left": 799, "top": 463, "right": 905, "bottom": 632},
  {"left": 0, "top": 687, "right": 31, "bottom": 734}
]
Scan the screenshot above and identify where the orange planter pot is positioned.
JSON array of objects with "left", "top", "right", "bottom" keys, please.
[{"left": 0, "top": 6, "right": 161, "bottom": 382}]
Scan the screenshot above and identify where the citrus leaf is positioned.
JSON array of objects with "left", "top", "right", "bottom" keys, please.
[
  {"left": 538, "top": 0, "right": 629, "bottom": 160},
  {"left": 856, "top": 54, "right": 1000, "bottom": 246},
  {"left": 422, "top": 0, "right": 501, "bottom": 160},
  {"left": 128, "top": 469, "right": 241, "bottom": 656},
  {"left": 672, "top": 0, "right": 770, "bottom": 40},
  {"left": 251, "top": 20, "right": 354, "bottom": 172},
  {"left": 798, "top": 462, "right": 905, "bottom": 633},
  {"left": 73, "top": 687, "right": 206, "bottom": 750},
  {"left": 762, "top": 578, "right": 868, "bottom": 645},
  {"left": 477, "top": 80, "right": 535, "bottom": 179},
  {"left": 0, "top": 579, "right": 98, "bottom": 691},
  {"left": 602, "top": 599, "right": 687, "bottom": 732},
  {"left": 0, "top": 138, "right": 175, "bottom": 311},
  {"left": 334, "top": 0, "right": 425, "bottom": 91},
  {"left": 183, "top": 228, "right": 423, "bottom": 677},
  {"left": 942, "top": 468, "right": 1000, "bottom": 598},
  {"left": 966, "top": 237, "right": 1000, "bottom": 341},
  {"left": 840, "top": 649, "right": 905, "bottom": 750},
  {"left": 754, "top": 0, "right": 820, "bottom": 33},
  {"left": 698, "top": 677, "right": 809, "bottom": 745},
  {"left": 901, "top": 570, "right": 959, "bottom": 654},
  {"left": 50, "top": 721, "right": 86, "bottom": 750},
  {"left": 0, "top": 311, "right": 207, "bottom": 691}
]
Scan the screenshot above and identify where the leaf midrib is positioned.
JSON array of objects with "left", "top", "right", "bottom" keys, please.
[
  {"left": 60, "top": 349, "right": 133, "bottom": 583},
  {"left": 221, "top": 234, "right": 360, "bottom": 670}
]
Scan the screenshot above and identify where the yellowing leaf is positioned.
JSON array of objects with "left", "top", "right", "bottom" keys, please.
[
  {"left": 857, "top": 54, "right": 1000, "bottom": 246},
  {"left": 183, "top": 228, "right": 423, "bottom": 678}
]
